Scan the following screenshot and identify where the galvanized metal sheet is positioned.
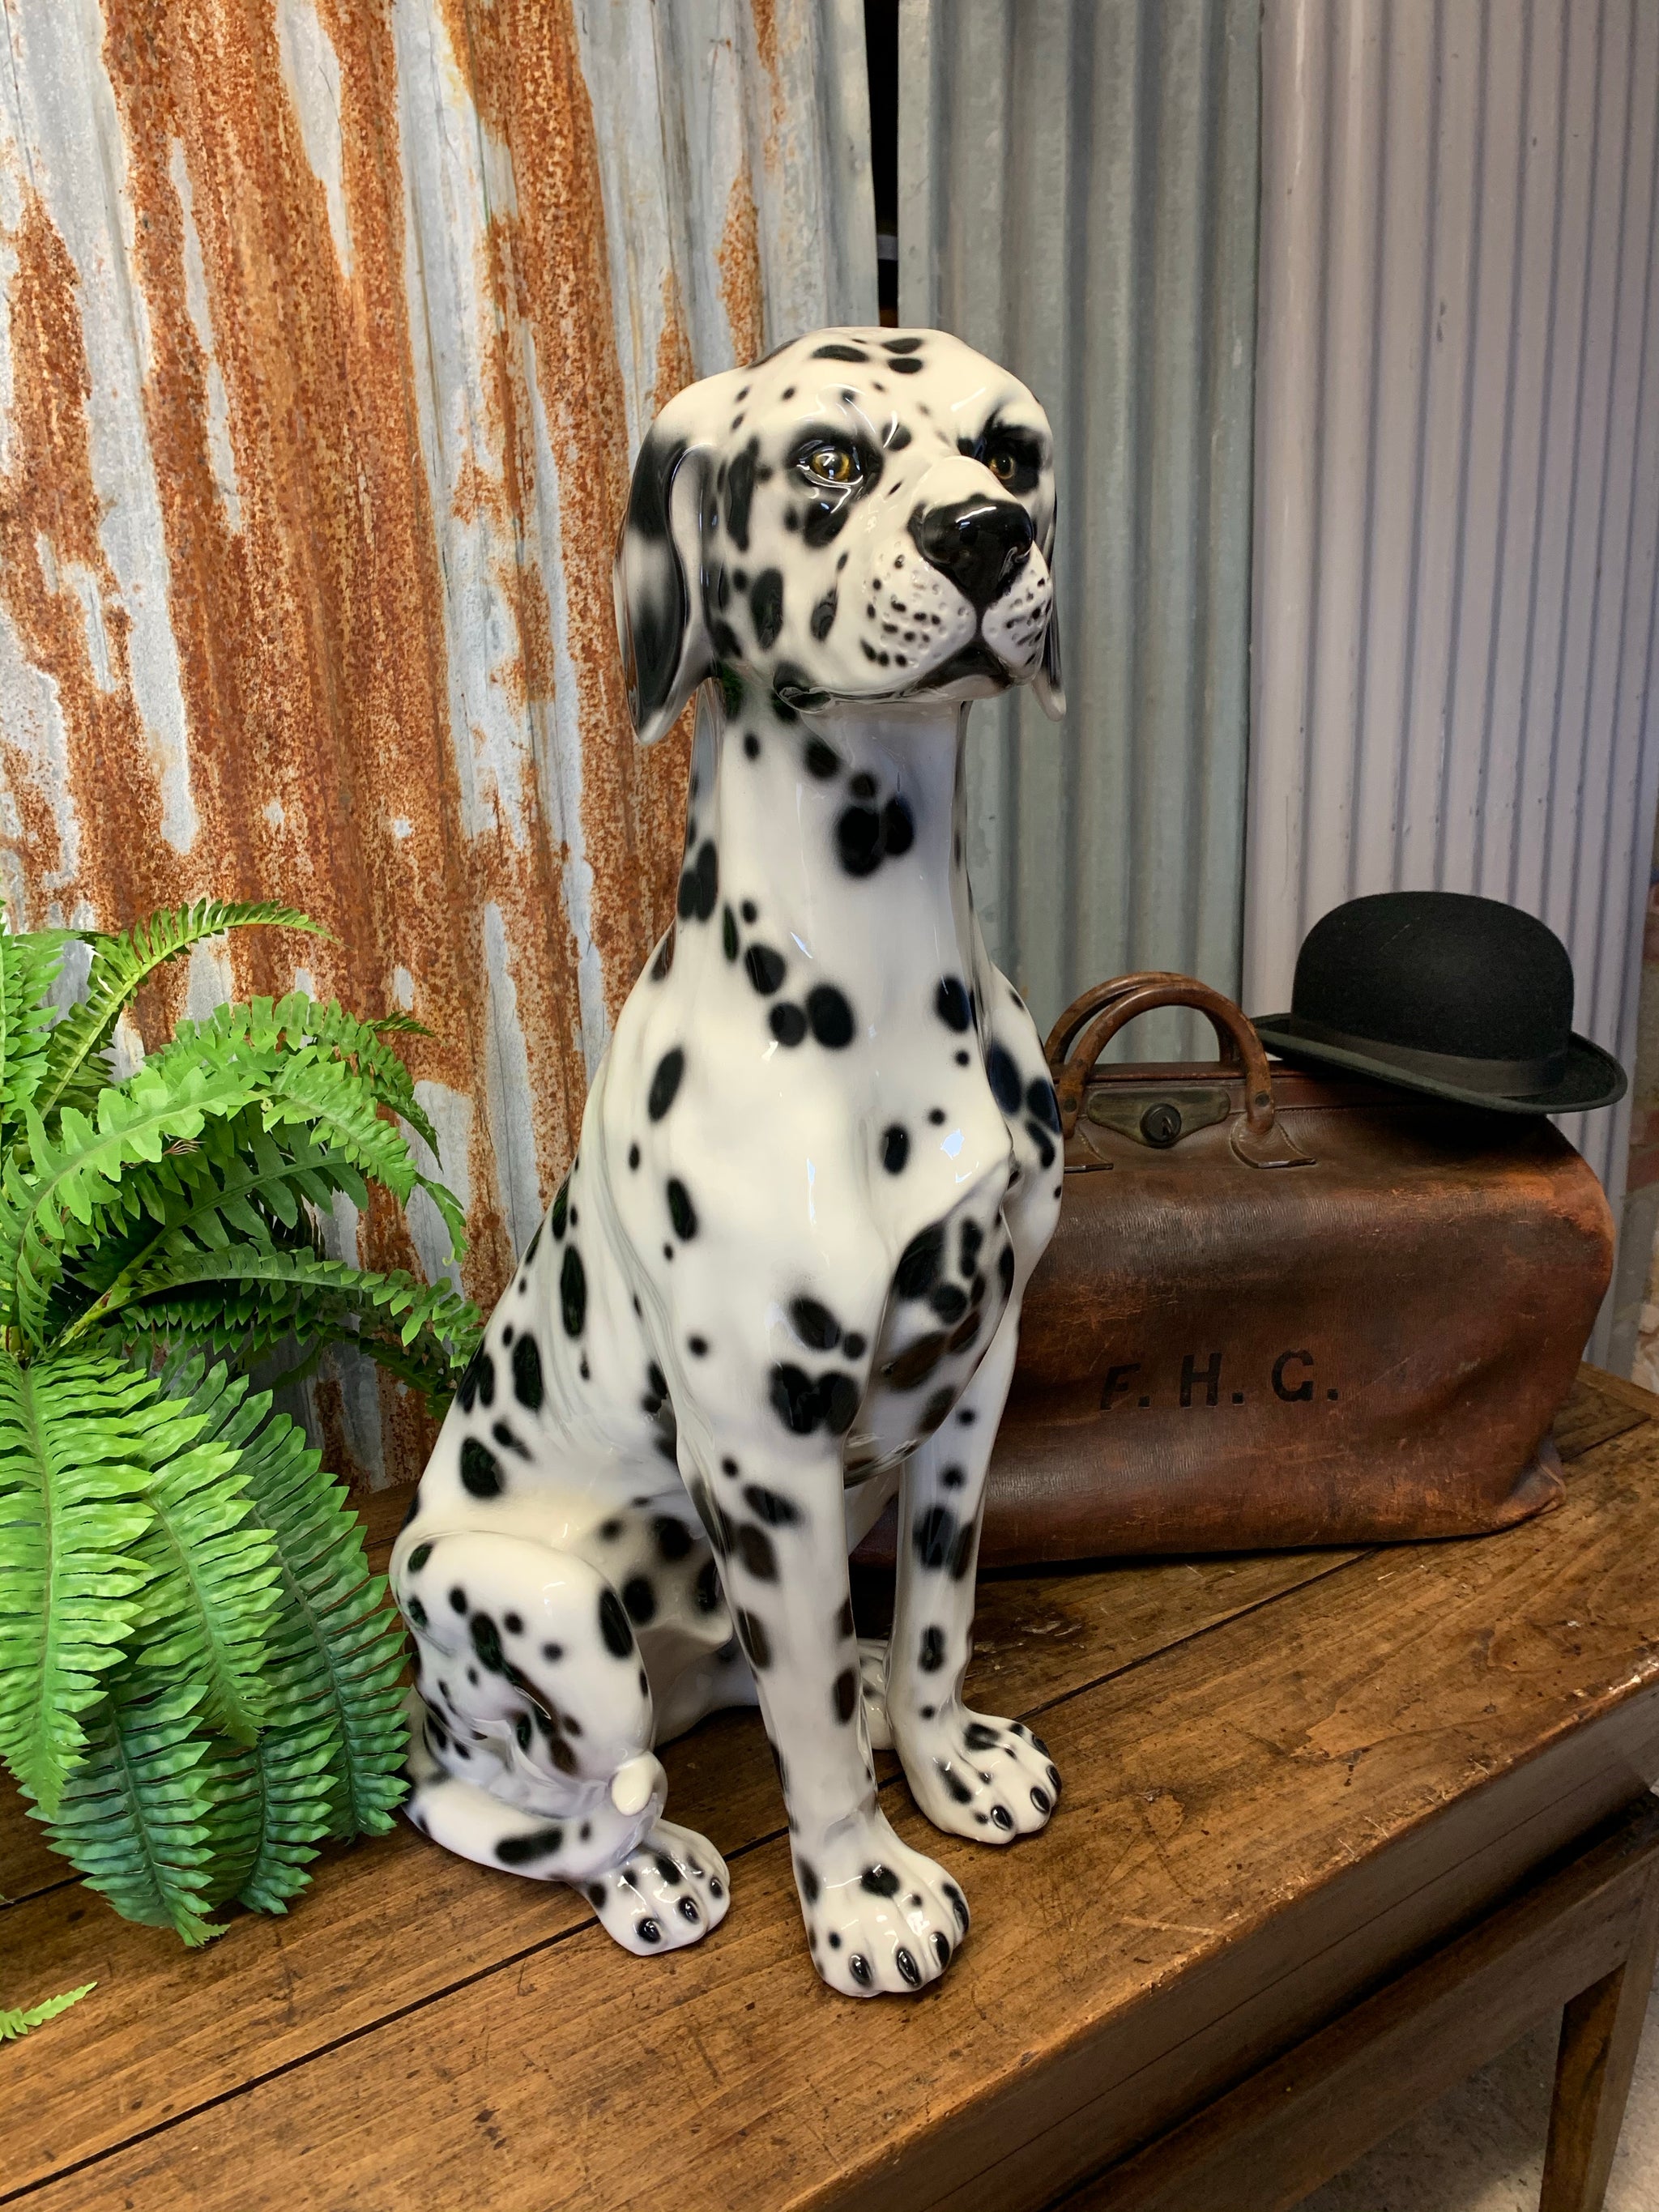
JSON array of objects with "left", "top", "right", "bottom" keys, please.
[
  {"left": 1247, "top": 0, "right": 1659, "bottom": 1362},
  {"left": 0, "top": 0, "right": 875, "bottom": 1478},
  {"left": 898, "top": 0, "right": 1260, "bottom": 1060}
]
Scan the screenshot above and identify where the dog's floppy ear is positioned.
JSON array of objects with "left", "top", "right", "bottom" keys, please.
[{"left": 614, "top": 419, "right": 714, "bottom": 746}]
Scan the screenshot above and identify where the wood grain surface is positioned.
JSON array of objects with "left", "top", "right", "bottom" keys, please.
[{"left": 4, "top": 1369, "right": 1657, "bottom": 2211}]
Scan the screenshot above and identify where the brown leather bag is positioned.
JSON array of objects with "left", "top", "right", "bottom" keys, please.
[{"left": 864, "top": 974, "right": 1615, "bottom": 1568}]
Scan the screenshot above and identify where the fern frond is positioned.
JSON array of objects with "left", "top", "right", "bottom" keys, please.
[
  {"left": 235, "top": 1400, "right": 407, "bottom": 1839},
  {"left": 0, "top": 1059, "right": 266, "bottom": 1345},
  {"left": 37, "top": 1675, "right": 230, "bottom": 1944},
  {"left": 174, "top": 993, "right": 440, "bottom": 1156},
  {"left": 128, "top": 1360, "right": 282, "bottom": 1745},
  {"left": 55, "top": 1115, "right": 369, "bottom": 1345},
  {"left": 0, "top": 1350, "right": 157, "bottom": 1816},
  {"left": 0, "top": 929, "right": 72, "bottom": 1146},
  {"left": 34, "top": 901, "right": 323, "bottom": 1124},
  {"left": 0, "top": 1983, "right": 95, "bottom": 2040},
  {"left": 111, "top": 1246, "right": 481, "bottom": 1412},
  {"left": 229, "top": 1707, "right": 338, "bottom": 1912}
]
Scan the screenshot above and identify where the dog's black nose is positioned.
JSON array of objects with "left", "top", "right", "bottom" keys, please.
[{"left": 909, "top": 497, "right": 1034, "bottom": 612}]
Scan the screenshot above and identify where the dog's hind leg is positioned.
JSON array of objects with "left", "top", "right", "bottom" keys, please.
[
  {"left": 885, "top": 1304, "right": 1062, "bottom": 1842},
  {"left": 397, "top": 1528, "right": 729, "bottom": 1952}
]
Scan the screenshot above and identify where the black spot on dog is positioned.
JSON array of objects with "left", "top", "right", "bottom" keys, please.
[
  {"left": 941, "top": 1465, "right": 966, "bottom": 1491},
  {"left": 599, "top": 1587, "right": 633, "bottom": 1656},
  {"left": 897, "top": 1221, "right": 946, "bottom": 1298},
  {"left": 510, "top": 1332, "right": 544, "bottom": 1413},
  {"left": 807, "top": 984, "right": 855, "bottom": 1047},
  {"left": 823, "top": 1372, "right": 859, "bottom": 1434},
  {"left": 790, "top": 1296, "right": 841, "bottom": 1351},
  {"left": 408, "top": 1541, "right": 433, "bottom": 1574},
  {"left": 884, "top": 335, "right": 924, "bottom": 355},
  {"left": 1025, "top": 1119, "right": 1056, "bottom": 1169},
  {"left": 743, "top": 730, "right": 760, "bottom": 760},
  {"left": 861, "top": 1862, "right": 902, "bottom": 1897},
  {"left": 833, "top": 1666, "right": 858, "bottom": 1722},
  {"left": 931, "top": 1283, "right": 968, "bottom": 1322},
  {"left": 888, "top": 356, "right": 923, "bottom": 375},
  {"left": 667, "top": 1178, "right": 697, "bottom": 1239},
  {"left": 622, "top": 1575, "right": 657, "bottom": 1626},
  {"left": 883, "top": 797, "right": 915, "bottom": 855},
  {"left": 722, "top": 905, "right": 739, "bottom": 959},
  {"left": 492, "top": 1420, "right": 531, "bottom": 1459},
  {"left": 407, "top": 1595, "right": 428, "bottom": 1627},
  {"left": 986, "top": 1042, "right": 1022, "bottom": 1114},
  {"left": 654, "top": 1515, "right": 693, "bottom": 1563},
  {"left": 736, "top": 1523, "right": 778, "bottom": 1580},
  {"left": 770, "top": 1002, "right": 807, "bottom": 1046},
  {"left": 550, "top": 1181, "right": 569, "bottom": 1239},
  {"left": 649, "top": 1047, "right": 684, "bottom": 1120},
  {"left": 770, "top": 1362, "right": 820, "bottom": 1434},
  {"left": 750, "top": 567, "right": 785, "bottom": 649},
  {"left": 460, "top": 1438, "right": 504, "bottom": 1498},
  {"left": 836, "top": 1596, "right": 855, "bottom": 1638},
  {"left": 963, "top": 1720, "right": 1000, "bottom": 1751},
  {"left": 798, "top": 1857, "right": 821, "bottom": 1903},
  {"left": 882, "top": 1123, "right": 909, "bottom": 1173},
  {"left": 885, "top": 421, "right": 913, "bottom": 450},
  {"left": 449, "top": 1584, "right": 467, "bottom": 1613},
  {"left": 843, "top": 1332, "right": 867, "bottom": 1359},
  {"left": 837, "top": 804, "right": 882, "bottom": 875},
  {"left": 496, "top": 1826, "right": 565, "bottom": 1865},
  {"left": 736, "top": 1608, "right": 773, "bottom": 1669},
  {"left": 693, "top": 1558, "right": 719, "bottom": 1612},
  {"left": 741, "top": 898, "right": 758, "bottom": 922},
  {"left": 651, "top": 925, "right": 676, "bottom": 980},
  {"left": 887, "top": 1332, "right": 949, "bottom": 1390},
  {"left": 812, "top": 342, "right": 869, "bottom": 362},
  {"left": 1027, "top": 1076, "right": 1061, "bottom": 1131},
  {"left": 688, "top": 1334, "right": 708, "bottom": 1357},
  {"left": 811, "top": 589, "right": 838, "bottom": 640},
  {"left": 920, "top": 1624, "right": 945, "bottom": 1671},
  {"left": 959, "top": 1221, "right": 983, "bottom": 1273},
  {"left": 804, "top": 735, "right": 839, "bottom": 778},
  {"left": 691, "top": 840, "right": 719, "bottom": 920},
  {"left": 561, "top": 1245, "right": 586, "bottom": 1336},
  {"left": 470, "top": 1611, "right": 505, "bottom": 1672},
  {"left": 999, "top": 1243, "right": 1017, "bottom": 1294},
  {"left": 725, "top": 438, "right": 758, "bottom": 551},
  {"left": 744, "top": 943, "right": 787, "bottom": 994},
  {"left": 936, "top": 975, "right": 971, "bottom": 1031},
  {"left": 921, "top": 1387, "right": 954, "bottom": 1433},
  {"left": 629, "top": 1142, "right": 640, "bottom": 1169}
]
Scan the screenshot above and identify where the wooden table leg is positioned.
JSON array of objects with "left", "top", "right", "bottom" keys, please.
[{"left": 1540, "top": 1866, "right": 1659, "bottom": 2212}]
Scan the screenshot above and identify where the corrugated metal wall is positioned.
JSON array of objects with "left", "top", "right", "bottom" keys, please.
[
  {"left": 1245, "top": 0, "right": 1659, "bottom": 1299},
  {"left": 0, "top": 0, "right": 874, "bottom": 1480},
  {"left": 897, "top": 0, "right": 1260, "bottom": 1059}
]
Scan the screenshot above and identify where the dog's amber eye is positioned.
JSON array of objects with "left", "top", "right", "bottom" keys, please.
[
  {"left": 987, "top": 449, "right": 1017, "bottom": 484},
  {"left": 804, "top": 444, "right": 857, "bottom": 487}
]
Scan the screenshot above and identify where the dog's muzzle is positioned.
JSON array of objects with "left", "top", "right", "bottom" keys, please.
[{"left": 909, "top": 497, "right": 1034, "bottom": 612}]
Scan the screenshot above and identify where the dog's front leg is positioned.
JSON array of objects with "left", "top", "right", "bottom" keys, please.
[
  {"left": 706, "top": 1442, "right": 969, "bottom": 1996},
  {"left": 886, "top": 1307, "right": 1062, "bottom": 1842}
]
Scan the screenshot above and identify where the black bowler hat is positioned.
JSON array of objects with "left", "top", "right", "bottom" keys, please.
[{"left": 1252, "top": 891, "right": 1626, "bottom": 1116}]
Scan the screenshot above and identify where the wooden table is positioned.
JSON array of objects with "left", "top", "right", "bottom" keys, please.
[{"left": 6, "top": 1366, "right": 1659, "bottom": 2212}]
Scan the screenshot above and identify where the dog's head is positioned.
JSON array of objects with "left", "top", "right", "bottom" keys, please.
[{"left": 614, "top": 327, "right": 1064, "bottom": 744}]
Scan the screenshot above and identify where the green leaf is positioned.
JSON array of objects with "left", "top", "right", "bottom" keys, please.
[
  {"left": 0, "top": 1349, "right": 158, "bottom": 1817},
  {"left": 129, "top": 1360, "right": 283, "bottom": 1745},
  {"left": 37, "top": 1674, "right": 231, "bottom": 1944},
  {"left": 228, "top": 1706, "right": 339, "bottom": 1914},
  {"left": 0, "top": 1982, "right": 96, "bottom": 2041},
  {"left": 233, "top": 1397, "right": 408, "bottom": 1840},
  {"left": 34, "top": 901, "right": 324, "bottom": 1126},
  {"left": 109, "top": 1246, "right": 481, "bottom": 1415},
  {"left": 0, "top": 928, "right": 72, "bottom": 1148},
  {"left": 0, "top": 1059, "right": 267, "bottom": 1346}
]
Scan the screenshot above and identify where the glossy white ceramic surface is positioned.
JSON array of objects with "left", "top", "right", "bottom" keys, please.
[{"left": 392, "top": 328, "right": 1067, "bottom": 1996}]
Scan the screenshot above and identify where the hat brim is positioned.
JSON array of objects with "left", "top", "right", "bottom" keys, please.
[{"left": 1249, "top": 1016, "right": 1627, "bottom": 1116}]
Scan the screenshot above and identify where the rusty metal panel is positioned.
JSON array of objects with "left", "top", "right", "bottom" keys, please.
[{"left": 0, "top": 0, "right": 875, "bottom": 1477}]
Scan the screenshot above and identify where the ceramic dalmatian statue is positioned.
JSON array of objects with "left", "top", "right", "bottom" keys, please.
[{"left": 391, "top": 327, "right": 1067, "bottom": 1997}]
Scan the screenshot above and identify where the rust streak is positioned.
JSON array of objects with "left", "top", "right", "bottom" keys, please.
[{"left": 716, "top": 153, "right": 766, "bottom": 372}]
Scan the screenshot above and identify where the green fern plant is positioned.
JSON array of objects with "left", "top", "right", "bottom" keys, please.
[{"left": 0, "top": 904, "right": 482, "bottom": 1942}]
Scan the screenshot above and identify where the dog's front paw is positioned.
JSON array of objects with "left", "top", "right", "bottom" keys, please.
[
  {"left": 583, "top": 1818, "right": 730, "bottom": 1954},
  {"left": 898, "top": 1708, "right": 1060, "bottom": 1843},
  {"left": 793, "top": 1814, "right": 969, "bottom": 1997}
]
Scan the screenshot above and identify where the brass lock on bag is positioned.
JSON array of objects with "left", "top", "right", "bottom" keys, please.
[{"left": 1047, "top": 973, "right": 1311, "bottom": 1170}]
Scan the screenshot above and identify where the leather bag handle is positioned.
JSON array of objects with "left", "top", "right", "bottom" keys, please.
[{"left": 1048, "top": 974, "right": 1310, "bottom": 1170}]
